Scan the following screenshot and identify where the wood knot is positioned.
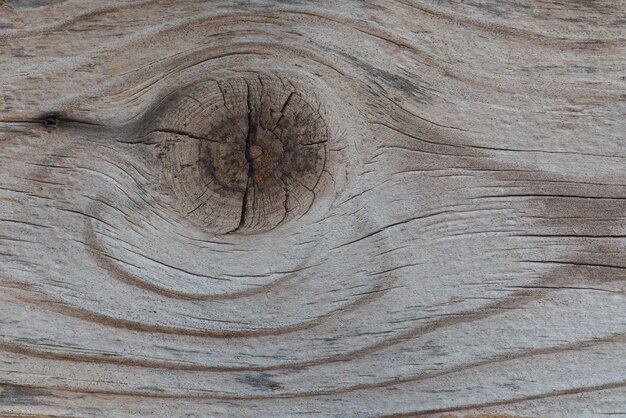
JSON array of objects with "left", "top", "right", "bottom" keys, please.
[{"left": 147, "top": 74, "right": 328, "bottom": 234}]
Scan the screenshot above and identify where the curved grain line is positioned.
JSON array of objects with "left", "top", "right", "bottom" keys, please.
[
  {"left": 106, "top": 43, "right": 347, "bottom": 117},
  {"left": 397, "top": 0, "right": 626, "bottom": 48},
  {"left": 0, "top": 0, "right": 161, "bottom": 39},
  {"left": 0, "top": 333, "right": 626, "bottom": 400},
  {"left": 0, "top": 335, "right": 622, "bottom": 400},
  {"left": 81, "top": 199, "right": 326, "bottom": 300},
  {"left": 18, "top": 271, "right": 394, "bottom": 338},
  {"left": 8, "top": 284, "right": 549, "bottom": 372},
  {"left": 384, "top": 380, "right": 626, "bottom": 417}
]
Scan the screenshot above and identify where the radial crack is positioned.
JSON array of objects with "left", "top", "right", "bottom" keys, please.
[{"left": 231, "top": 79, "right": 256, "bottom": 233}]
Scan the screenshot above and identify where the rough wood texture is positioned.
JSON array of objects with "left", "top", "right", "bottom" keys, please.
[{"left": 1, "top": 1, "right": 625, "bottom": 416}]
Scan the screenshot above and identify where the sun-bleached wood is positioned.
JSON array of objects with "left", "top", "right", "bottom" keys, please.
[{"left": 0, "top": 1, "right": 624, "bottom": 417}]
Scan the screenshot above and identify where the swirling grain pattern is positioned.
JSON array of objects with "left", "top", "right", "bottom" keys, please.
[{"left": 0, "top": 0, "right": 624, "bottom": 417}]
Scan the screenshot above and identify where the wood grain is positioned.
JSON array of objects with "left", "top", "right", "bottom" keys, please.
[{"left": 0, "top": 0, "right": 624, "bottom": 416}]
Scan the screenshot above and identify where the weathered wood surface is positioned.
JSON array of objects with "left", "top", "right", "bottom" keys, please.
[{"left": 1, "top": 0, "right": 625, "bottom": 416}]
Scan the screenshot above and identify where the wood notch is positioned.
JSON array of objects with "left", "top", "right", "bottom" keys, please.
[{"left": 143, "top": 74, "right": 328, "bottom": 234}]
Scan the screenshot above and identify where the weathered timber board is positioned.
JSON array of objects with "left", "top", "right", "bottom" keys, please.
[{"left": 0, "top": 1, "right": 624, "bottom": 417}]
